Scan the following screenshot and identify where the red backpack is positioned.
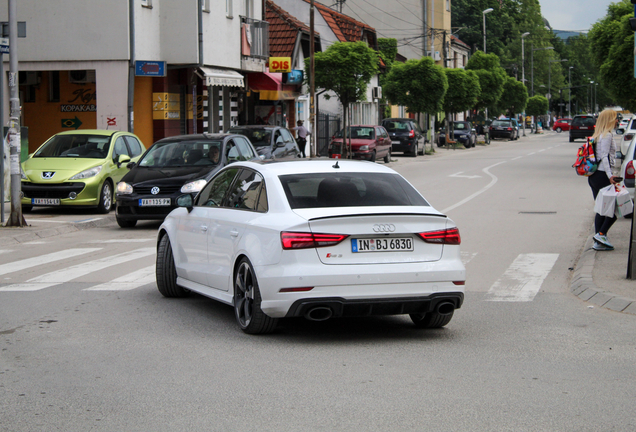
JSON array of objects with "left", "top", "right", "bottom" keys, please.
[{"left": 573, "top": 137, "right": 598, "bottom": 176}]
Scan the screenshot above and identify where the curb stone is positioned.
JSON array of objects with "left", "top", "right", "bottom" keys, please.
[
  {"left": 570, "top": 232, "right": 636, "bottom": 315},
  {"left": 0, "top": 214, "right": 115, "bottom": 246}
]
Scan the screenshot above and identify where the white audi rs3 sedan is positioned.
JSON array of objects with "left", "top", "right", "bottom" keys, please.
[{"left": 156, "top": 159, "right": 465, "bottom": 334}]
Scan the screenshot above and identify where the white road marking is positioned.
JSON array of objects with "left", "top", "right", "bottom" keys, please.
[
  {"left": 511, "top": 156, "right": 522, "bottom": 161},
  {"left": 485, "top": 253, "right": 559, "bottom": 302},
  {"left": 449, "top": 172, "right": 481, "bottom": 179},
  {"left": 0, "top": 248, "right": 101, "bottom": 277},
  {"left": 0, "top": 249, "right": 13, "bottom": 255},
  {"left": 442, "top": 161, "right": 506, "bottom": 213},
  {"left": 84, "top": 265, "right": 156, "bottom": 291},
  {"left": 461, "top": 252, "right": 477, "bottom": 266},
  {"left": 85, "top": 239, "right": 154, "bottom": 244},
  {"left": 0, "top": 247, "right": 155, "bottom": 292}
]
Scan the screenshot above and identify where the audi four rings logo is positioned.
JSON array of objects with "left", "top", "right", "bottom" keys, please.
[
  {"left": 151, "top": 187, "right": 160, "bottom": 195},
  {"left": 373, "top": 223, "right": 396, "bottom": 233},
  {"left": 41, "top": 171, "right": 55, "bottom": 179}
]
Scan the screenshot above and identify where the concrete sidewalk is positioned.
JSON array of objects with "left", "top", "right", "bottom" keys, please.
[{"left": 571, "top": 215, "right": 636, "bottom": 315}]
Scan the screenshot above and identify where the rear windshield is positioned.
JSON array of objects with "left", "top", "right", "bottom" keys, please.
[
  {"left": 382, "top": 121, "right": 412, "bottom": 133},
  {"left": 34, "top": 134, "right": 111, "bottom": 158},
  {"left": 491, "top": 120, "right": 511, "bottom": 127},
  {"left": 572, "top": 116, "right": 596, "bottom": 126},
  {"left": 228, "top": 128, "right": 271, "bottom": 147},
  {"left": 279, "top": 173, "right": 429, "bottom": 209},
  {"left": 454, "top": 122, "right": 469, "bottom": 130},
  {"left": 334, "top": 127, "right": 375, "bottom": 139},
  {"left": 138, "top": 140, "right": 222, "bottom": 167}
]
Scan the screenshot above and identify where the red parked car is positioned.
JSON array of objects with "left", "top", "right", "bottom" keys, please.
[
  {"left": 553, "top": 118, "right": 572, "bottom": 133},
  {"left": 328, "top": 125, "right": 392, "bottom": 163}
]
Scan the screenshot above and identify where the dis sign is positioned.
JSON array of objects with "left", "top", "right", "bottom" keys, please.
[{"left": 269, "top": 57, "right": 292, "bottom": 73}]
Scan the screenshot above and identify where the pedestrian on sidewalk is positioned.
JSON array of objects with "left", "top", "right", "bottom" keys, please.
[
  {"left": 291, "top": 120, "right": 308, "bottom": 158},
  {"left": 588, "top": 108, "right": 621, "bottom": 251}
]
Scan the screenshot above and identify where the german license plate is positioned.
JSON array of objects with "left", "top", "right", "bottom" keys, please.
[
  {"left": 580, "top": 127, "right": 588, "bottom": 129},
  {"left": 32, "top": 198, "right": 60, "bottom": 205},
  {"left": 351, "top": 237, "right": 413, "bottom": 253},
  {"left": 139, "top": 198, "right": 171, "bottom": 206},
  {"left": 391, "top": 141, "right": 400, "bottom": 145}
]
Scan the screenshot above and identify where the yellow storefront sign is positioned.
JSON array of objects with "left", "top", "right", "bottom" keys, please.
[{"left": 269, "top": 57, "right": 291, "bottom": 73}]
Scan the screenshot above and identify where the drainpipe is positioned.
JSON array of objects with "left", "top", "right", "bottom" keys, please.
[{"left": 127, "top": 0, "right": 135, "bottom": 133}]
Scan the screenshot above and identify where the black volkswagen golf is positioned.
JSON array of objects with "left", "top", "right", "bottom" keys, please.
[{"left": 115, "top": 133, "right": 259, "bottom": 228}]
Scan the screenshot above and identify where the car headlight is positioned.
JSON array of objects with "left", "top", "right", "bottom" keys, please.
[
  {"left": 20, "top": 166, "right": 27, "bottom": 180},
  {"left": 181, "top": 179, "right": 207, "bottom": 194},
  {"left": 359, "top": 145, "right": 369, "bottom": 151},
  {"left": 117, "top": 182, "right": 133, "bottom": 194},
  {"left": 69, "top": 165, "right": 102, "bottom": 180}
]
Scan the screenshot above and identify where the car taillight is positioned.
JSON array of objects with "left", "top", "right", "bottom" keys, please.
[
  {"left": 417, "top": 228, "right": 461, "bottom": 245},
  {"left": 625, "top": 134, "right": 634, "bottom": 141},
  {"left": 409, "top": 129, "right": 415, "bottom": 138},
  {"left": 281, "top": 232, "right": 349, "bottom": 249},
  {"left": 626, "top": 161, "right": 635, "bottom": 180}
]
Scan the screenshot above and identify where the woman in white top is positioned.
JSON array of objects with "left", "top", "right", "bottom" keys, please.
[{"left": 588, "top": 108, "right": 621, "bottom": 251}]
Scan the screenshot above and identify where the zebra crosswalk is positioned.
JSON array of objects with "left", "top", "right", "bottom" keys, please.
[{"left": 0, "top": 248, "right": 559, "bottom": 300}]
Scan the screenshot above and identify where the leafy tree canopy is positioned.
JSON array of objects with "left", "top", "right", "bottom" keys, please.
[
  {"left": 526, "top": 95, "right": 548, "bottom": 117},
  {"left": 497, "top": 76, "right": 529, "bottom": 117},
  {"left": 442, "top": 69, "right": 481, "bottom": 115},
  {"left": 383, "top": 57, "right": 448, "bottom": 114},
  {"left": 465, "top": 51, "right": 507, "bottom": 111}
]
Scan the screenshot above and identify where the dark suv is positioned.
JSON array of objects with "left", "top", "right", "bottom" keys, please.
[
  {"left": 489, "top": 119, "right": 517, "bottom": 140},
  {"left": 569, "top": 115, "right": 596, "bottom": 142},
  {"left": 381, "top": 118, "right": 426, "bottom": 157}
]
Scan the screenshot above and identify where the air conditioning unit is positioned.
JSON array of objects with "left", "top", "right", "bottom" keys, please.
[
  {"left": 372, "top": 86, "right": 382, "bottom": 99},
  {"left": 19, "top": 71, "right": 40, "bottom": 86},
  {"left": 426, "top": 51, "right": 442, "bottom": 61},
  {"left": 68, "top": 70, "right": 96, "bottom": 84}
]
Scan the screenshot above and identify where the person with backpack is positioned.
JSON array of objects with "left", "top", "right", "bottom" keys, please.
[{"left": 588, "top": 108, "right": 621, "bottom": 251}]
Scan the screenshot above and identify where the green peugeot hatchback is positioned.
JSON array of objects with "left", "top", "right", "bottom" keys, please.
[{"left": 21, "top": 130, "right": 145, "bottom": 213}]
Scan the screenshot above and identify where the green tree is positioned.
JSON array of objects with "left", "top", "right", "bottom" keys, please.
[
  {"left": 307, "top": 41, "right": 379, "bottom": 157},
  {"left": 498, "top": 76, "right": 528, "bottom": 118},
  {"left": 383, "top": 57, "right": 448, "bottom": 115},
  {"left": 526, "top": 95, "right": 548, "bottom": 132},
  {"left": 441, "top": 69, "right": 481, "bottom": 147},
  {"left": 588, "top": 0, "right": 636, "bottom": 111},
  {"left": 465, "top": 51, "right": 507, "bottom": 113}
]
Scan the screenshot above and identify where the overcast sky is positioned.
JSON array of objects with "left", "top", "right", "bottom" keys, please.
[{"left": 538, "top": 0, "right": 617, "bottom": 32}]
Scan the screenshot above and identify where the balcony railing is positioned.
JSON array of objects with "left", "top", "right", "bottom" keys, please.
[{"left": 241, "top": 17, "right": 269, "bottom": 60}]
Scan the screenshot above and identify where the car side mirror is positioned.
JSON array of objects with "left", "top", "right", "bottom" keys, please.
[
  {"left": 275, "top": 141, "right": 285, "bottom": 148},
  {"left": 126, "top": 161, "right": 136, "bottom": 170},
  {"left": 117, "top": 154, "right": 131, "bottom": 168},
  {"left": 176, "top": 194, "right": 194, "bottom": 213}
]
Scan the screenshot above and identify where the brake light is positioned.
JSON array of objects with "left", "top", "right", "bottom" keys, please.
[
  {"left": 281, "top": 232, "right": 349, "bottom": 249},
  {"left": 626, "top": 161, "right": 635, "bottom": 180},
  {"left": 507, "top": 127, "right": 512, "bottom": 131},
  {"left": 409, "top": 129, "right": 415, "bottom": 138},
  {"left": 625, "top": 134, "right": 634, "bottom": 142},
  {"left": 417, "top": 228, "right": 461, "bottom": 245}
]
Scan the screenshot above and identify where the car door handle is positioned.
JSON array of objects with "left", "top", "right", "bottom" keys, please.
[
  {"left": 201, "top": 225, "right": 208, "bottom": 232},
  {"left": 230, "top": 230, "right": 239, "bottom": 237}
]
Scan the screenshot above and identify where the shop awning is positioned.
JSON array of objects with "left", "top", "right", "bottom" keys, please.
[
  {"left": 248, "top": 72, "right": 300, "bottom": 101},
  {"left": 196, "top": 67, "right": 244, "bottom": 87}
]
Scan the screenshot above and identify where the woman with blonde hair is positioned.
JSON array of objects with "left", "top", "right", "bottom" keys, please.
[{"left": 588, "top": 109, "right": 621, "bottom": 251}]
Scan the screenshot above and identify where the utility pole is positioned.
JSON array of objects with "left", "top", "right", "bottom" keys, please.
[
  {"left": 6, "top": 0, "right": 24, "bottom": 227},
  {"left": 309, "top": 0, "right": 316, "bottom": 158},
  {"left": 628, "top": 0, "right": 636, "bottom": 278}
]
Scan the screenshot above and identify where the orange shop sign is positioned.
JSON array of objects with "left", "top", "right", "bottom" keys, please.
[{"left": 269, "top": 57, "right": 291, "bottom": 73}]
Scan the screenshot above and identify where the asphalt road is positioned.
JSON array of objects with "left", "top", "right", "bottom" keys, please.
[{"left": 1, "top": 132, "right": 635, "bottom": 431}]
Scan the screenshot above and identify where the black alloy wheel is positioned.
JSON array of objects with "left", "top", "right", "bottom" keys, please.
[{"left": 234, "top": 258, "right": 278, "bottom": 334}]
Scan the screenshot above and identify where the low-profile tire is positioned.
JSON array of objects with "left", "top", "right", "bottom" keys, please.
[
  {"left": 234, "top": 257, "right": 278, "bottom": 334},
  {"left": 117, "top": 217, "right": 137, "bottom": 228},
  {"left": 156, "top": 234, "right": 189, "bottom": 298},
  {"left": 569, "top": 136, "right": 574, "bottom": 142},
  {"left": 411, "top": 143, "right": 418, "bottom": 157},
  {"left": 369, "top": 151, "right": 376, "bottom": 163},
  {"left": 410, "top": 310, "right": 454, "bottom": 328},
  {"left": 556, "top": 127, "right": 562, "bottom": 133},
  {"left": 96, "top": 181, "right": 113, "bottom": 214},
  {"left": 383, "top": 148, "right": 391, "bottom": 163}
]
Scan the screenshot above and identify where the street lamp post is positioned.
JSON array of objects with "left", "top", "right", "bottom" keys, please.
[
  {"left": 568, "top": 66, "right": 573, "bottom": 116},
  {"left": 482, "top": 8, "right": 493, "bottom": 53},
  {"left": 589, "top": 81, "right": 593, "bottom": 113},
  {"left": 531, "top": 44, "right": 554, "bottom": 96},
  {"left": 521, "top": 32, "right": 530, "bottom": 136},
  {"left": 594, "top": 82, "right": 598, "bottom": 114},
  {"left": 548, "top": 59, "right": 568, "bottom": 126}
]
